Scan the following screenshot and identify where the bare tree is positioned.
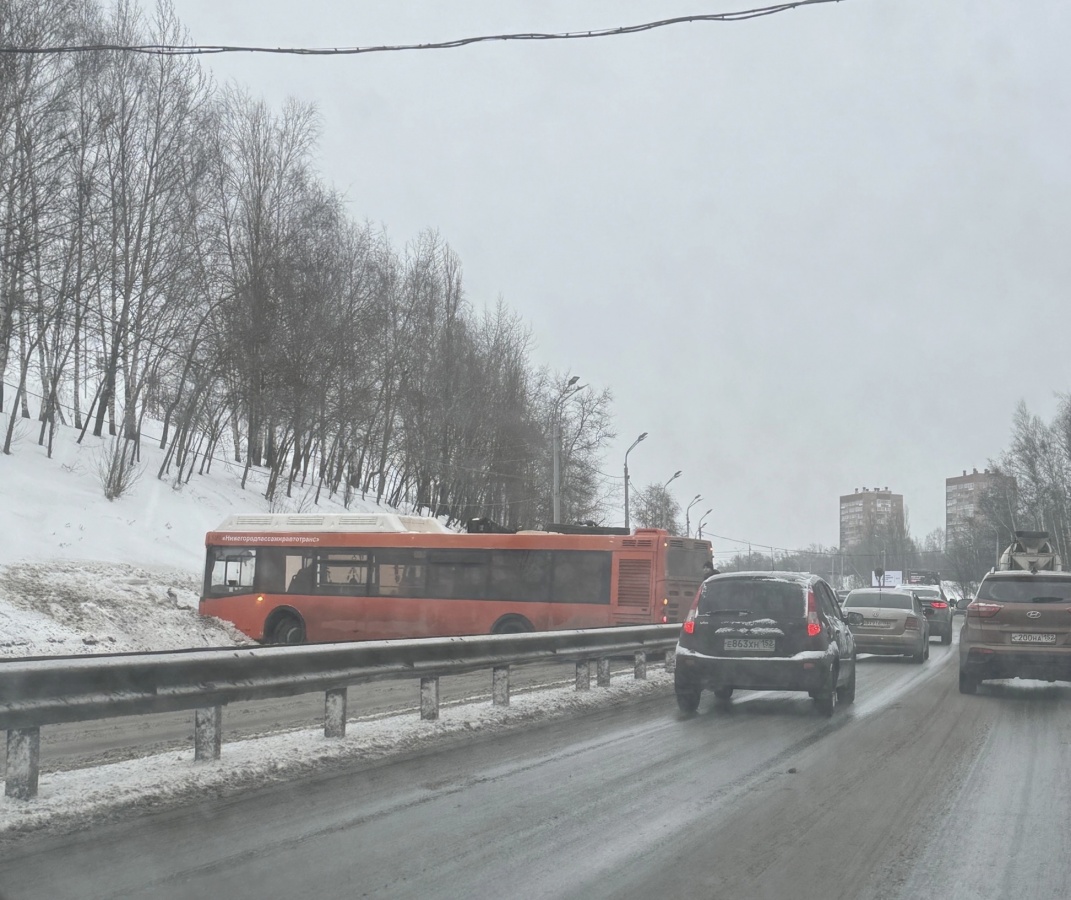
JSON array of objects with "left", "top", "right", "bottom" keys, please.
[{"left": 632, "top": 482, "right": 682, "bottom": 534}]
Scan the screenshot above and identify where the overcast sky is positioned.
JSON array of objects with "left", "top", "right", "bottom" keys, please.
[{"left": 174, "top": 0, "right": 1070, "bottom": 555}]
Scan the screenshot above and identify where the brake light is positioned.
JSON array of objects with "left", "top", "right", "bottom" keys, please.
[
  {"left": 682, "top": 607, "right": 697, "bottom": 635},
  {"left": 806, "top": 589, "right": 821, "bottom": 637},
  {"left": 905, "top": 616, "right": 919, "bottom": 630},
  {"left": 967, "top": 601, "right": 1002, "bottom": 618},
  {"left": 930, "top": 601, "right": 948, "bottom": 610}
]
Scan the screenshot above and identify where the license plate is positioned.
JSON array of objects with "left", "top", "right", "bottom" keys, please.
[
  {"left": 861, "top": 619, "right": 893, "bottom": 628},
  {"left": 723, "top": 638, "right": 775, "bottom": 652},
  {"left": 1011, "top": 633, "right": 1057, "bottom": 644}
]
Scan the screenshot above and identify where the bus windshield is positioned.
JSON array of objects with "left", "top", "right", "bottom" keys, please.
[{"left": 667, "top": 543, "right": 714, "bottom": 580}]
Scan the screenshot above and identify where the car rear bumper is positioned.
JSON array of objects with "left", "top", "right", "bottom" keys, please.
[
  {"left": 675, "top": 644, "right": 832, "bottom": 692},
  {"left": 961, "top": 646, "right": 1071, "bottom": 682},
  {"left": 851, "top": 631, "right": 921, "bottom": 655}
]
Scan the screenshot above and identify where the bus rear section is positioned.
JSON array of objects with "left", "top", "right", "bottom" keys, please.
[{"left": 616, "top": 532, "right": 714, "bottom": 624}]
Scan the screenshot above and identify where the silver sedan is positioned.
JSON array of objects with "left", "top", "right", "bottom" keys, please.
[{"left": 842, "top": 589, "right": 930, "bottom": 663}]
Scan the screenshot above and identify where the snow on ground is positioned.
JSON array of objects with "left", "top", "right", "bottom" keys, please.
[
  {"left": 0, "top": 416, "right": 390, "bottom": 656},
  {"left": 0, "top": 669, "right": 673, "bottom": 839},
  {"left": 0, "top": 560, "right": 249, "bottom": 657}
]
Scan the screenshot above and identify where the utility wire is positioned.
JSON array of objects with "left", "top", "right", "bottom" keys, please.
[{"left": 0, "top": 1, "right": 847, "bottom": 57}]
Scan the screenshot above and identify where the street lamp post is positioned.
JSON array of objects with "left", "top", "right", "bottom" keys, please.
[
  {"left": 623, "top": 432, "right": 648, "bottom": 531},
  {"left": 697, "top": 508, "right": 713, "bottom": 539},
  {"left": 658, "top": 471, "right": 681, "bottom": 532},
  {"left": 551, "top": 375, "right": 582, "bottom": 523},
  {"left": 685, "top": 494, "right": 702, "bottom": 537}
]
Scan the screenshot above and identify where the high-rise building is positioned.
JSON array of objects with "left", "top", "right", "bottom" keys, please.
[
  {"left": 946, "top": 468, "right": 1017, "bottom": 544},
  {"left": 839, "top": 487, "right": 905, "bottom": 548}
]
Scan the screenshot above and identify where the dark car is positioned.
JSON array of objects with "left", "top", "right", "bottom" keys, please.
[
  {"left": 898, "top": 584, "right": 953, "bottom": 644},
  {"left": 674, "top": 571, "right": 857, "bottom": 716},
  {"left": 959, "top": 570, "right": 1071, "bottom": 693}
]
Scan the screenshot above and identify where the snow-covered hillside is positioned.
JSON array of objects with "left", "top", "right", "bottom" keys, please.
[{"left": 0, "top": 418, "right": 390, "bottom": 657}]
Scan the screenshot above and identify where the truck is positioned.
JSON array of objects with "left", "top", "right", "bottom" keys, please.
[{"left": 997, "top": 531, "right": 1063, "bottom": 573}]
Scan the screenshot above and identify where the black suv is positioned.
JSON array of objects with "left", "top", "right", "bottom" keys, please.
[{"left": 674, "top": 572, "right": 857, "bottom": 716}]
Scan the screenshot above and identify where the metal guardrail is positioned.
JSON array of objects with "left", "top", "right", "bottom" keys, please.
[{"left": 1, "top": 624, "right": 680, "bottom": 800}]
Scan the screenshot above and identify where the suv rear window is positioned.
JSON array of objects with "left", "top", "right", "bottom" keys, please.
[
  {"left": 698, "top": 579, "right": 804, "bottom": 617},
  {"left": 977, "top": 576, "right": 1071, "bottom": 604},
  {"left": 844, "top": 591, "right": 912, "bottom": 609}
]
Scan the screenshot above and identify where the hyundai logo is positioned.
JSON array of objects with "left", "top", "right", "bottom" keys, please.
[{"left": 1027, "top": 610, "right": 1042, "bottom": 619}]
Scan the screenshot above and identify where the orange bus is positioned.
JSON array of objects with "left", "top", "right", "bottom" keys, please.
[{"left": 199, "top": 514, "right": 714, "bottom": 644}]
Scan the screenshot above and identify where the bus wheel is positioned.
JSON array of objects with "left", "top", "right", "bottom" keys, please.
[
  {"left": 267, "top": 611, "right": 306, "bottom": 645},
  {"left": 491, "top": 615, "right": 533, "bottom": 635}
]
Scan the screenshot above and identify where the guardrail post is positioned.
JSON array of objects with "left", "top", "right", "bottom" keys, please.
[
  {"left": 597, "top": 657, "right": 611, "bottom": 687},
  {"left": 325, "top": 687, "right": 348, "bottom": 738},
  {"left": 575, "top": 659, "right": 591, "bottom": 691},
  {"left": 492, "top": 665, "right": 510, "bottom": 706},
  {"left": 420, "top": 676, "right": 440, "bottom": 721},
  {"left": 665, "top": 648, "right": 676, "bottom": 673},
  {"left": 5, "top": 728, "right": 40, "bottom": 800},
  {"left": 634, "top": 651, "right": 647, "bottom": 681},
  {"left": 194, "top": 706, "right": 222, "bottom": 761}
]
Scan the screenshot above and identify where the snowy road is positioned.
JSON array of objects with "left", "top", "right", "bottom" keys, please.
[{"left": 2, "top": 634, "right": 1070, "bottom": 899}]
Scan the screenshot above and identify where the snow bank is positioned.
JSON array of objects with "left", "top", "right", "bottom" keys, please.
[
  {"left": 0, "top": 560, "right": 250, "bottom": 657},
  {"left": 0, "top": 418, "right": 393, "bottom": 656},
  {"left": 0, "top": 670, "right": 673, "bottom": 839}
]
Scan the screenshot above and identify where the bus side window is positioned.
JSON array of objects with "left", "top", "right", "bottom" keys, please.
[
  {"left": 318, "top": 552, "right": 372, "bottom": 595},
  {"left": 427, "top": 550, "right": 490, "bottom": 600},
  {"left": 489, "top": 550, "right": 550, "bottom": 603},
  {"left": 288, "top": 556, "right": 316, "bottom": 593},
  {"left": 373, "top": 549, "right": 427, "bottom": 598},
  {"left": 551, "top": 551, "right": 612, "bottom": 605},
  {"left": 254, "top": 549, "right": 286, "bottom": 593}
]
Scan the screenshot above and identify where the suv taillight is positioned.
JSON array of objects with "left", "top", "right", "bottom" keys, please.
[
  {"left": 806, "top": 588, "right": 821, "bottom": 637},
  {"left": 905, "top": 616, "right": 919, "bottom": 630},
  {"left": 930, "top": 601, "right": 948, "bottom": 609},
  {"left": 967, "top": 601, "right": 1002, "bottom": 618},
  {"left": 682, "top": 607, "right": 697, "bottom": 635}
]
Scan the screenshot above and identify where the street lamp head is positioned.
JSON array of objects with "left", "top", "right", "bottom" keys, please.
[
  {"left": 567, "top": 375, "right": 580, "bottom": 387},
  {"left": 626, "top": 432, "right": 648, "bottom": 458}
]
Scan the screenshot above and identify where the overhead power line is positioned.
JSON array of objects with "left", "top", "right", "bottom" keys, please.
[{"left": 1, "top": 1, "right": 847, "bottom": 57}]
